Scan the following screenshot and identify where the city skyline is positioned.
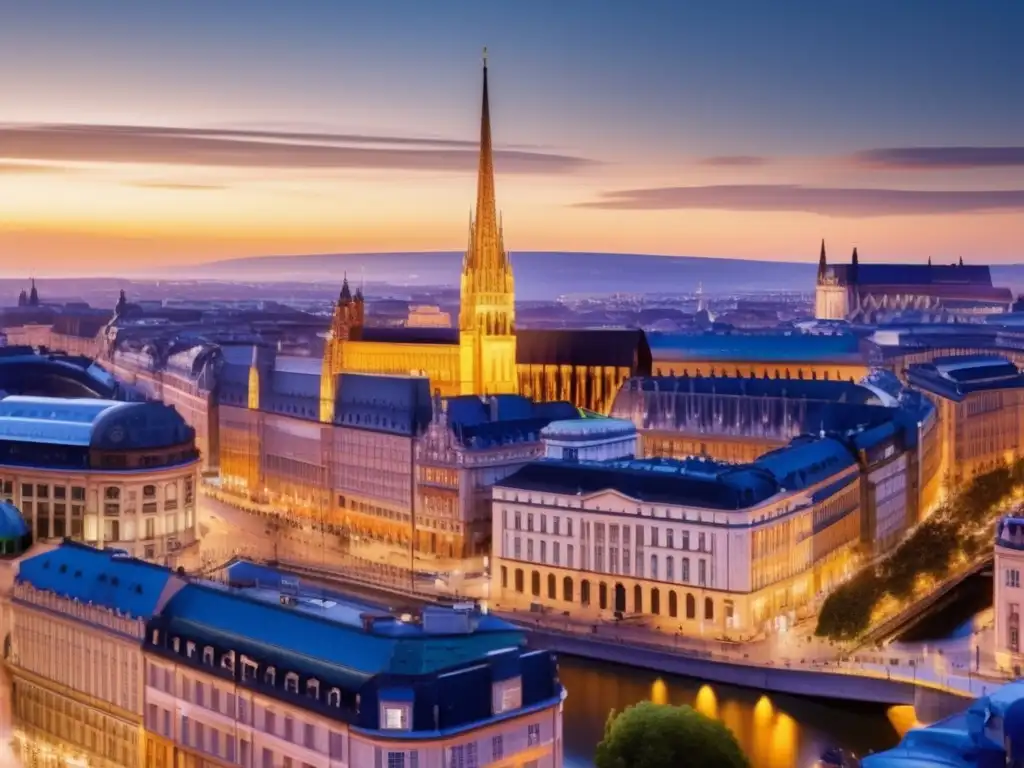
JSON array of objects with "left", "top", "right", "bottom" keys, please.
[{"left": 1, "top": 0, "right": 1023, "bottom": 273}]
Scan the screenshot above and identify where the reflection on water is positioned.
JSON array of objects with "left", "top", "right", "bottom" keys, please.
[{"left": 560, "top": 656, "right": 904, "bottom": 768}]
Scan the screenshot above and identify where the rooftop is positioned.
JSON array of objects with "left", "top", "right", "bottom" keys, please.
[
  {"left": 907, "top": 354, "right": 1024, "bottom": 401},
  {"left": 647, "top": 331, "right": 870, "bottom": 364},
  {"left": 0, "top": 394, "right": 195, "bottom": 450},
  {"left": 540, "top": 417, "right": 636, "bottom": 441}
]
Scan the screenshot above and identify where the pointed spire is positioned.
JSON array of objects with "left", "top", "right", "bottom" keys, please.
[
  {"left": 928, "top": 256, "right": 932, "bottom": 266},
  {"left": 959, "top": 255, "right": 964, "bottom": 267},
  {"left": 340, "top": 272, "right": 352, "bottom": 302},
  {"left": 817, "top": 239, "right": 827, "bottom": 280},
  {"left": 29, "top": 278, "right": 39, "bottom": 307},
  {"left": 851, "top": 247, "right": 859, "bottom": 266},
  {"left": 470, "top": 46, "right": 502, "bottom": 270}
]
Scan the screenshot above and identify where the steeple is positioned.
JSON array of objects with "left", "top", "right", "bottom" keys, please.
[
  {"left": 817, "top": 239, "right": 827, "bottom": 282},
  {"left": 340, "top": 273, "right": 352, "bottom": 303},
  {"left": 851, "top": 247, "right": 859, "bottom": 267},
  {"left": 29, "top": 278, "right": 39, "bottom": 307},
  {"left": 959, "top": 256, "right": 964, "bottom": 267}
]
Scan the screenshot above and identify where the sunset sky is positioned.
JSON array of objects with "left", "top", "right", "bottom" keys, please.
[{"left": 1, "top": 0, "right": 1022, "bottom": 274}]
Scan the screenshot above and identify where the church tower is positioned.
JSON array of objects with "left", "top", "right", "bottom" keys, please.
[
  {"left": 320, "top": 275, "right": 365, "bottom": 421},
  {"left": 459, "top": 49, "right": 518, "bottom": 395},
  {"left": 814, "top": 240, "right": 849, "bottom": 320}
]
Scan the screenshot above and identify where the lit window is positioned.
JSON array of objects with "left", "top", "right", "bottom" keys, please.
[{"left": 383, "top": 706, "right": 407, "bottom": 730}]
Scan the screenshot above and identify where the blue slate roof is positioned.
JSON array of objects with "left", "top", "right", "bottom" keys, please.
[
  {"left": 0, "top": 502, "right": 29, "bottom": 540},
  {"left": 334, "top": 373, "right": 432, "bottom": 436},
  {"left": 648, "top": 332, "right": 869, "bottom": 364},
  {"left": 907, "top": 355, "right": 1024, "bottom": 402},
  {"left": 754, "top": 436, "right": 857, "bottom": 490},
  {"left": 16, "top": 541, "right": 177, "bottom": 619},
  {"left": 0, "top": 395, "right": 194, "bottom": 450},
  {"left": 442, "top": 394, "right": 581, "bottom": 449},
  {"left": 831, "top": 262, "right": 993, "bottom": 287},
  {"left": 0, "top": 346, "right": 139, "bottom": 400}
]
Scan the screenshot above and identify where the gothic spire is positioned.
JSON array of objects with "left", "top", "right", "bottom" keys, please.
[
  {"left": 851, "top": 247, "right": 859, "bottom": 266},
  {"left": 340, "top": 272, "right": 352, "bottom": 303},
  {"left": 817, "top": 239, "right": 827, "bottom": 280},
  {"left": 468, "top": 46, "right": 504, "bottom": 271}
]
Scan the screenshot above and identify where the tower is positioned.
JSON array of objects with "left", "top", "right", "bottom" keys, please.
[
  {"left": 28, "top": 279, "right": 38, "bottom": 307},
  {"left": 320, "top": 275, "right": 365, "bottom": 421},
  {"left": 459, "top": 48, "right": 518, "bottom": 395},
  {"left": 814, "top": 240, "right": 849, "bottom": 320},
  {"left": 816, "top": 239, "right": 827, "bottom": 284}
]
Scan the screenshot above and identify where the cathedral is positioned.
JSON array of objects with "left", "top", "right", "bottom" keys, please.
[
  {"left": 320, "top": 53, "right": 650, "bottom": 415},
  {"left": 815, "top": 241, "right": 1013, "bottom": 323}
]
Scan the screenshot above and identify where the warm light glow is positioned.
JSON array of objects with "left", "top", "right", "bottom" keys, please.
[
  {"left": 753, "top": 694, "right": 774, "bottom": 723},
  {"left": 769, "top": 711, "right": 798, "bottom": 768},
  {"left": 650, "top": 677, "right": 669, "bottom": 706},
  {"left": 887, "top": 705, "right": 923, "bottom": 736},
  {"left": 694, "top": 684, "right": 718, "bottom": 719}
]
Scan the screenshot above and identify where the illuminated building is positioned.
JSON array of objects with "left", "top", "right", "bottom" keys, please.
[
  {"left": 610, "top": 371, "right": 936, "bottom": 550},
  {"left": 415, "top": 394, "right": 582, "bottom": 557},
  {"left": 4, "top": 542, "right": 187, "bottom": 768},
  {"left": 406, "top": 305, "right": 452, "bottom": 328},
  {"left": 143, "top": 560, "right": 563, "bottom": 768},
  {"left": 491, "top": 436, "right": 862, "bottom": 639},
  {"left": 907, "top": 355, "right": 1024, "bottom": 491},
  {"left": 815, "top": 242, "right": 1012, "bottom": 322},
  {"left": 0, "top": 395, "right": 199, "bottom": 561},
  {"left": 995, "top": 517, "right": 1024, "bottom": 674},
  {"left": 318, "top": 54, "right": 651, "bottom": 414}
]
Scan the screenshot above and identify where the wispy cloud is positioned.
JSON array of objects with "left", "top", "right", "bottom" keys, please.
[
  {"left": 129, "top": 181, "right": 227, "bottom": 191},
  {"left": 578, "top": 184, "right": 1024, "bottom": 217},
  {"left": 698, "top": 155, "right": 768, "bottom": 167},
  {"left": 853, "top": 146, "right": 1024, "bottom": 170},
  {"left": 0, "top": 161, "right": 69, "bottom": 174},
  {"left": 0, "top": 123, "right": 593, "bottom": 174}
]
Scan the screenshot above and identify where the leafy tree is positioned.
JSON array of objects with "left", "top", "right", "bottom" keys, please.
[{"left": 595, "top": 701, "right": 750, "bottom": 768}]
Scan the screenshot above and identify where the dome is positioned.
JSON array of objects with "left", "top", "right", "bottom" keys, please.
[{"left": 0, "top": 501, "right": 31, "bottom": 557}]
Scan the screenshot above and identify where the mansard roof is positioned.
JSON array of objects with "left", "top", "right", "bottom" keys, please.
[
  {"left": 333, "top": 373, "right": 432, "bottom": 436},
  {"left": 16, "top": 541, "right": 180, "bottom": 619},
  {"left": 441, "top": 394, "right": 580, "bottom": 448},
  {"left": 907, "top": 354, "right": 1024, "bottom": 401}
]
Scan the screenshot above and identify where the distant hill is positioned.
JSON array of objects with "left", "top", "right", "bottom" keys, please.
[{"left": 192, "top": 251, "right": 819, "bottom": 300}]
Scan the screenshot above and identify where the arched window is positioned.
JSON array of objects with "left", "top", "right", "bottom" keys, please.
[
  {"left": 705, "top": 597, "right": 714, "bottom": 621},
  {"left": 501, "top": 566, "right": 508, "bottom": 589},
  {"left": 514, "top": 569, "right": 524, "bottom": 593},
  {"left": 633, "top": 584, "right": 643, "bottom": 613},
  {"left": 307, "top": 678, "right": 320, "bottom": 699},
  {"left": 284, "top": 672, "right": 299, "bottom": 694},
  {"left": 563, "top": 576, "right": 574, "bottom": 602},
  {"left": 547, "top": 573, "right": 556, "bottom": 600},
  {"left": 202, "top": 646, "right": 215, "bottom": 666},
  {"left": 104, "top": 487, "right": 120, "bottom": 501},
  {"left": 686, "top": 593, "right": 696, "bottom": 620},
  {"left": 668, "top": 591, "right": 678, "bottom": 618},
  {"left": 651, "top": 588, "right": 661, "bottom": 615},
  {"left": 581, "top": 579, "right": 591, "bottom": 606},
  {"left": 599, "top": 583, "right": 608, "bottom": 610},
  {"left": 531, "top": 571, "right": 541, "bottom": 597},
  {"left": 328, "top": 688, "right": 342, "bottom": 707},
  {"left": 264, "top": 667, "right": 276, "bottom": 686}
]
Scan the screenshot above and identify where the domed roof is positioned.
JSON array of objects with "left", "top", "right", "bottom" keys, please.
[
  {"left": 541, "top": 417, "right": 636, "bottom": 442},
  {"left": 0, "top": 501, "right": 29, "bottom": 540}
]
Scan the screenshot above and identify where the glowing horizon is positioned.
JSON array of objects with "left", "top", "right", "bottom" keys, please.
[{"left": 1, "top": 2, "right": 1022, "bottom": 273}]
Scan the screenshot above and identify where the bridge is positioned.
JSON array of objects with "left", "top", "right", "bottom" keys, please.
[{"left": 856, "top": 554, "right": 993, "bottom": 648}]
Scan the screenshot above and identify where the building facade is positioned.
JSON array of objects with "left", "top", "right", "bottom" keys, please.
[
  {"left": 3, "top": 543, "right": 187, "bottom": 768},
  {"left": 995, "top": 516, "right": 1024, "bottom": 674},
  {"left": 0, "top": 395, "right": 199, "bottom": 561},
  {"left": 142, "top": 560, "right": 563, "bottom": 768},
  {"left": 907, "top": 355, "right": 1024, "bottom": 492},
  {"left": 491, "top": 437, "right": 862, "bottom": 640}
]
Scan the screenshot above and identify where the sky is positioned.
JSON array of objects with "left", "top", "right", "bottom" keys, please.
[{"left": 0, "top": 0, "right": 1022, "bottom": 274}]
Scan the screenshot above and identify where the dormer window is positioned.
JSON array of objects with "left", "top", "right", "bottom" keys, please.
[
  {"left": 240, "top": 656, "right": 257, "bottom": 682},
  {"left": 172, "top": 637, "right": 180, "bottom": 653},
  {"left": 284, "top": 672, "right": 299, "bottom": 694},
  {"left": 203, "top": 646, "right": 215, "bottom": 666},
  {"left": 186, "top": 641, "right": 196, "bottom": 659},
  {"left": 264, "top": 667, "right": 276, "bottom": 686},
  {"left": 328, "top": 688, "right": 341, "bottom": 708},
  {"left": 221, "top": 651, "right": 235, "bottom": 672},
  {"left": 307, "top": 678, "right": 320, "bottom": 699},
  {"left": 493, "top": 677, "right": 523, "bottom": 715}
]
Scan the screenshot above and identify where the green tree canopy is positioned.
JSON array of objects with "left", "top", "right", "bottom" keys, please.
[{"left": 595, "top": 701, "right": 750, "bottom": 768}]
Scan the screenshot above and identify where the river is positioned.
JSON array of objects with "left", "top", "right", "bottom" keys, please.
[{"left": 559, "top": 656, "right": 910, "bottom": 767}]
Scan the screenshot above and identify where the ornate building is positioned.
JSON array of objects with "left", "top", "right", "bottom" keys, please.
[
  {"left": 321, "top": 52, "right": 517, "bottom": 406},
  {"left": 815, "top": 242, "right": 1013, "bottom": 322},
  {"left": 317, "top": 54, "right": 651, "bottom": 415}
]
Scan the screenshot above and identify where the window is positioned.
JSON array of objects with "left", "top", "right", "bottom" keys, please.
[
  {"left": 387, "top": 754, "right": 406, "bottom": 768},
  {"left": 203, "top": 646, "right": 215, "bottom": 666},
  {"left": 221, "top": 651, "right": 235, "bottom": 672},
  {"left": 1008, "top": 569, "right": 1021, "bottom": 588},
  {"left": 186, "top": 641, "right": 196, "bottom": 659},
  {"left": 264, "top": 667, "right": 276, "bottom": 686},
  {"left": 528, "top": 723, "right": 541, "bottom": 746},
  {"left": 143, "top": 484, "right": 156, "bottom": 498},
  {"left": 284, "top": 672, "right": 299, "bottom": 693},
  {"left": 494, "top": 679, "right": 522, "bottom": 714},
  {"left": 307, "top": 678, "right": 320, "bottom": 699},
  {"left": 492, "top": 735, "right": 503, "bottom": 760},
  {"left": 305, "top": 723, "right": 315, "bottom": 749},
  {"left": 383, "top": 706, "right": 408, "bottom": 730},
  {"left": 241, "top": 657, "right": 257, "bottom": 682},
  {"left": 329, "top": 732, "right": 344, "bottom": 759}
]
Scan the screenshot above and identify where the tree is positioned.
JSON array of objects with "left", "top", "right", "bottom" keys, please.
[{"left": 595, "top": 701, "right": 750, "bottom": 768}]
